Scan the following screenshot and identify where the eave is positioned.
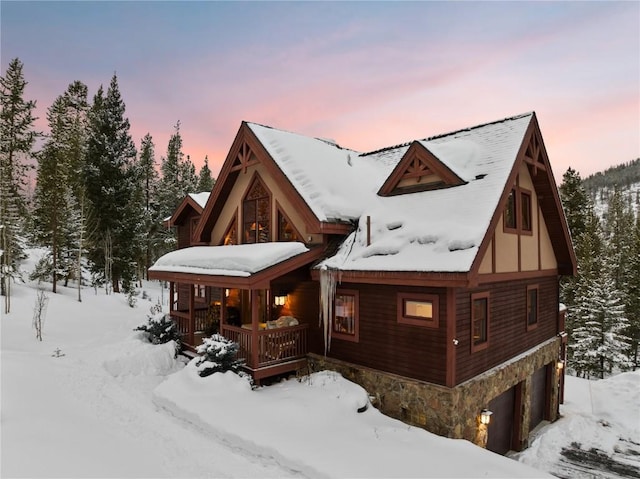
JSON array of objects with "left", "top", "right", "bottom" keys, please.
[{"left": 148, "top": 246, "right": 326, "bottom": 289}]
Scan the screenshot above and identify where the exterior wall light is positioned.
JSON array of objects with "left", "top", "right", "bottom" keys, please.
[
  {"left": 557, "top": 360, "right": 564, "bottom": 370},
  {"left": 480, "top": 409, "right": 493, "bottom": 425}
]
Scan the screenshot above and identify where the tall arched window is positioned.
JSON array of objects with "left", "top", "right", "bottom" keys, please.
[{"left": 243, "top": 176, "right": 270, "bottom": 243}]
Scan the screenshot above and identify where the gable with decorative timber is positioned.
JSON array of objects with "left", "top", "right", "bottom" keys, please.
[{"left": 378, "top": 141, "right": 466, "bottom": 196}]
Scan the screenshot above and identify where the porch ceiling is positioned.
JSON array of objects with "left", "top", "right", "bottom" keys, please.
[{"left": 148, "top": 242, "right": 325, "bottom": 288}]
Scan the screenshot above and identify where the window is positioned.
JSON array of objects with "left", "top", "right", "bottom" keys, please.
[
  {"left": 527, "top": 285, "right": 538, "bottom": 330},
  {"left": 521, "top": 191, "right": 532, "bottom": 232},
  {"left": 333, "top": 289, "right": 359, "bottom": 342},
  {"left": 471, "top": 292, "right": 489, "bottom": 352},
  {"left": 243, "top": 177, "right": 270, "bottom": 244},
  {"left": 503, "top": 185, "right": 534, "bottom": 234},
  {"left": 195, "top": 284, "right": 207, "bottom": 302},
  {"left": 222, "top": 215, "right": 237, "bottom": 245},
  {"left": 278, "top": 209, "right": 301, "bottom": 242},
  {"left": 504, "top": 189, "right": 517, "bottom": 230},
  {"left": 397, "top": 293, "right": 439, "bottom": 328}
]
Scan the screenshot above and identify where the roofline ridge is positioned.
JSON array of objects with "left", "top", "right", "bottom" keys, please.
[{"left": 360, "top": 111, "right": 535, "bottom": 157}]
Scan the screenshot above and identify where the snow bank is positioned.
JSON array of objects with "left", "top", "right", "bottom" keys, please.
[
  {"left": 154, "top": 364, "right": 549, "bottom": 478},
  {"left": 102, "top": 333, "right": 182, "bottom": 377}
]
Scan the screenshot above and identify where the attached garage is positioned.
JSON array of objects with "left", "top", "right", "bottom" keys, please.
[
  {"left": 487, "top": 385, "right": 519, "bottom": 454},
  {"left": 530, "top": 364, "right": 550, "bottom": 431}
]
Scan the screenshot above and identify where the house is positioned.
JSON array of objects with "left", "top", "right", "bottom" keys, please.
[{"left": 148, "top": 112, "right": 576, "bottom": 454}]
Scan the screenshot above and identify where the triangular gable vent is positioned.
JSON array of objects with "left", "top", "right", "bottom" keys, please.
[{"left": 378, "top": 141, "right": 466, "bottom": 196}]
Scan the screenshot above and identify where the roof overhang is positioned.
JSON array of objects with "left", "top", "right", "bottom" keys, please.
[
  {"left": 310, "top": 269, "right": 472, "bottom": 288},
  {"left": 148, "top": 243, "right": 325, "bottom": 289}
]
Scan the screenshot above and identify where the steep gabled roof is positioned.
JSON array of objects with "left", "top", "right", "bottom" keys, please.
[
  {"left": 192, "top": 112, "right": 575, "bottom": 277},
  {"left": 167, "top": 191, "right": 210, "bottom": 227}
]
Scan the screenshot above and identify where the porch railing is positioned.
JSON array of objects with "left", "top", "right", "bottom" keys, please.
[
  {"left": 170, "top": 308, "right": 211, "bottom": 346},
  {"left": 221, "top": 323, "right": 309, "bottom": 369}
]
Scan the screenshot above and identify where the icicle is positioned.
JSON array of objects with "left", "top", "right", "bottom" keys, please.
[{"left": 319, "top": 266, "right": 338, "bottom": 355}]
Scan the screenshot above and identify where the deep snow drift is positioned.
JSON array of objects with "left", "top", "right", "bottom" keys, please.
[{"left": 2, "top": 250, "right": 637, "bottom": 478}]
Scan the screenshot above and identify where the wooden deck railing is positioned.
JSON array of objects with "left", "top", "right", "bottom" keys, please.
[
  {"left": 221, "top": 323, "right": 309, "bottom": 369},
  {"left": 170, "top": 308, "right": 211, "bottom": 346}
]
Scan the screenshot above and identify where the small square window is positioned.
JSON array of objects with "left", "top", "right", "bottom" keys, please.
[{"left": 397, "top": 293, "right": 439, "bottom": 328}]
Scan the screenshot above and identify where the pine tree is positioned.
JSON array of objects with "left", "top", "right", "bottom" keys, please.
[
  {"left": 626, "top": 213, "right": 640, "bottom": 369},
  {"left": 571, "top": 256, "right": 632, "bottom": 378},
  {"left": 136, "top": 133, "right": 161, "bottom": 278},
  {"left": 559, "top": 168, "right": 590, "bottom": 309},
  {"left": 31, "top": 82, "right": 89, "bottom": 293},
  {"left": 84, "top": 74, "right": 139, "bottom": 294},
  {"left": 157, "top": 121, "right": 197, "bottom": 219},
  {"left": 0, "top": 58, "right": 38, "bottom": 311},
  {"left": 197, "top": 155, "right": 215, "bottom": 192}
]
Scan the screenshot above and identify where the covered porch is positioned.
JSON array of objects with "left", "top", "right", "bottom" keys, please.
[{"left": 148, "top": 243, "right": 323, "bottom": 381}]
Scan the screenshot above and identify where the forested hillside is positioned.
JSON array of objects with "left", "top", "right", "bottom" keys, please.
[
  {"left": 559, "top": 160, "right": 640, "bottom": 379},
  {"left": 0, "top": 58, "right": 215, "bottom": 312}
]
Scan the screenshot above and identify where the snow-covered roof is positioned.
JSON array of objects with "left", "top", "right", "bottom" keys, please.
[
  {"left": 149, "top": 242, "right": 309, "bottom": 277},
  {"left": 188, "top": 192, "right": 210, "bottom": 209},
  {"left": 250, "top": 113, "right": 534, "bottom": 273}
]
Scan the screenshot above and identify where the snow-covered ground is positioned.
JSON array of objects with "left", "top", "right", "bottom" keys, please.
[{"left": 1, "top": 249, "right": 637, "bottom": 478}]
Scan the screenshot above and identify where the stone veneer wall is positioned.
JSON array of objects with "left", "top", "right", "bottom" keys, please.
[{"left": 307, "top": 336, "right": 561, "bottom": 450}]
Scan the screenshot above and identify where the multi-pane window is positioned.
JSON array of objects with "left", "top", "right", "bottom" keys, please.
[
  {"left": 397, "top": 293, "right": 439, "bottom": 327},
  {"left": 503, "top": 185, "right": 533, "bottom": 233},
  {"left": 278, "top": 210, "right": 300, "bottom": 242},
  {"left": 521, "top": 192, "right": 532, "bottom": 232},
  {"left": 504, "top": 189, "right": 517, "bottom": 230},
  {"left": 471, "top": 292, "right": 489, "bottom": 352},
  {"left": 195, "top": 284, "right": 207, "bottom": 302},
  {"left": 223, "top": 216, "right": 237, "bottom": 245},
  {"left": 243, "top": 178, "right": 270, "bottom": 244},
  {"left": 527, "top": 285, "right": 538, "bottom": 329},
  {"left": 333, "top": 290, "right": 359, "bottom": 342}
]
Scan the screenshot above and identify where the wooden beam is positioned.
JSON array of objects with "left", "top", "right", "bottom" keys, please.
[{"left": 251, "top": 289, "right": 259, "bottom": 369}]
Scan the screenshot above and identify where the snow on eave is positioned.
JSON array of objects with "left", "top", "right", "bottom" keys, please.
[
  {"left": 188, "top": 192, "right": 210, "bottom": 209},
  {"left": 149, "top": 242, "right": 309, "bottom": 277}
]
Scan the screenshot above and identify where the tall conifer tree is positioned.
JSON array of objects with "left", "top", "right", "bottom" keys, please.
[
  {"left": 197, "top": 155, "right": 215, "bottom": 192},
  {"left": 84, "top": 74, "right": 138, "bottom": 293},
  {"left": 0, "top": 58, "right": 38, "bottom": 311}
]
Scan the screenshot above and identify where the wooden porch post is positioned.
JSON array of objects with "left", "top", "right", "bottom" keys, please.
[
  {"left": 189, "top": 284, "right": 195, "bottom": 347},
  {"left": 169, "top": 282, "right": 175, "bottom": 313},
  {"left": 220, "top": 287, "right": 227, "bottom": 332},
  {"left": 251, "top": 289, "right": 259, "bottom": 369}
]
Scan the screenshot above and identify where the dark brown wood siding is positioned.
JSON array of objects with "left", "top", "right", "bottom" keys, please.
[
  {"left": 176, "top": 210, "right": 200, "bottom": 249},
  {"left": 456, "top": 275, "right": 558, "bottom": 384},
  {"left": 306, "top": 283, "right": 448, "bottom": 385}
]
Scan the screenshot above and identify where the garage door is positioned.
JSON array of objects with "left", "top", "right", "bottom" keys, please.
[
  {"left": 530, "top": 364, "right": 548, "bottom": 431},
  {"left": 487, "top": 386, "right": 516, "bottom": 454}
]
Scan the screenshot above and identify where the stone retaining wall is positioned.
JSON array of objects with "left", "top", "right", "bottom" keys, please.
[{"left": 307, "top": 336, "right": 561, "bottom": 450}]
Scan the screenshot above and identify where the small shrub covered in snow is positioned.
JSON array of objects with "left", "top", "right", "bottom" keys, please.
[
  {"left": 135, "top": 306, "right": 181, "bottom": 353},
  {"left": 195, "top": 334, "right": 245, "bottom": 378}
]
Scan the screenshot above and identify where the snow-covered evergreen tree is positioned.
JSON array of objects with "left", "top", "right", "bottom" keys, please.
[
  {"left": 84, "top": 74, "right": 139, "bottom": 294},
  {"left": 32, "top": 82, "right": 88, "bottom": 293},
  {"left": 197, "top": 155, "right": 215, "bottom": 192},
  {"left": 626, "top": 212, "right": 640, "bottom": 369},
  {"left": 571, "top": 255, "right": 632, "bottom": 378},
  {"left": 157, "top": 121, "right": 197, "bottom": 219},
  {"left": 0, "top": 58, "right": 38, "bottom": 311}
]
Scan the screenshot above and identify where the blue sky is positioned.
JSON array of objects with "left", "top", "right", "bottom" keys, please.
[{"left": 2, "top": 1, "right": 638, "bottom": 179}]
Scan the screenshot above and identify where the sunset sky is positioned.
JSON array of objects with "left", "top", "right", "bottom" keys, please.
[{"left": 2, "top": 1, "right": 638, "bottom": 181}]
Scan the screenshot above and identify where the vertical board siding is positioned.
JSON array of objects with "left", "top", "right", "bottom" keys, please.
[{"left": 456, "top": 276, "right": 558, "bottom": 384}]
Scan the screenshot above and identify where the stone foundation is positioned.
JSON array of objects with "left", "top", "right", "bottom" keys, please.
[{"left": 307, "top": 337, "right": 561, "bottom": 450}]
